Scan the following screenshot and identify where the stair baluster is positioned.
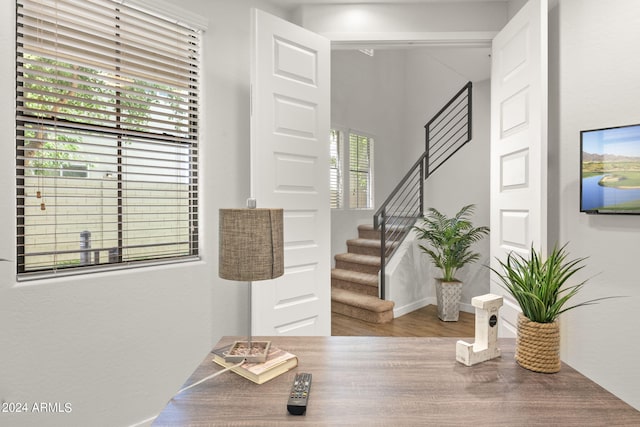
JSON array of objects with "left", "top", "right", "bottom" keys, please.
[{"left": 375, "top": 82, "right": 473, "bottom": 301}]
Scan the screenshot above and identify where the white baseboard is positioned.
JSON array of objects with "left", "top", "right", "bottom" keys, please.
[
  {"left": 393, "top": 297, "right": 434, "bottom": 317},
  {"left": 459, "top": 302, "right": 475, "bottom": 314},
  {"left": 129, "top": 415, "right": 156, "bottom": 427},
  {"left": 393, "top": 298, "right": 475, "bottom": 318}
]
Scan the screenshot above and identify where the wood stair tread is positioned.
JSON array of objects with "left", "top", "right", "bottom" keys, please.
[
  {"left": 357, "top": 224, "right": 411, "bottom": 233},
  {"left": 331, "top": 223, "right": 395, "bottom": 324},
  {"left": 347, "top": 238, "right": 397, "bottom": 248},
  {"left": 334, "top": 252, "right": 381, "bottom": 266},
  {"left": 331, "top": 288, "right": 394, "bottom": 313},
  {"left": 347, "top": 238, "right": 380, "bottom": 247},
  {"left": 331, "top": 268, "right": 378, "bottom": 286}
]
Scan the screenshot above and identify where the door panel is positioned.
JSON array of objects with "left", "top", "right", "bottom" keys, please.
[
  {"left": 250, "top": 9, "right": 330, "bottom": 336},
  {"left": 490, "top": 0, "right": 548, "bottom": 337}
]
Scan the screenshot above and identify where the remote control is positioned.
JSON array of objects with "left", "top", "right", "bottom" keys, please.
[{"left": 287, "top": 372, "right": 312, "bottom": 415}]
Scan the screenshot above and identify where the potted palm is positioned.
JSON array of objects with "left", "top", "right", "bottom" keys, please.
[
  {"left": 491, "top": 244, "right": 610, "bottom": 373},
  {"left": 413, "top": 204, "right": 489, "bottom": 321}
]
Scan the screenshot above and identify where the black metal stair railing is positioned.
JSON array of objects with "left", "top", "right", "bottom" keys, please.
[
  {"left": 374, "top": 82, "right": 472, "bottom": 299},
  {"left": 425, "top": 82, "right": 473, "bottom": 176}
]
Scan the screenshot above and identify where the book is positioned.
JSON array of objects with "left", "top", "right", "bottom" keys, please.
[{"left": 212, "top": 344, "right": 298, "bottom": 385}]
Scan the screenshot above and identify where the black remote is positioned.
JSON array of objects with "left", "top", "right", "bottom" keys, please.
[{"left": 287, "top": 372, "right": 311, "bottom": 415}]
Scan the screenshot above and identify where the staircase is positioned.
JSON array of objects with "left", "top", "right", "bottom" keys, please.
[
  {"left": 331, "top": 82, "right": 473, "bottom": 324},
  {"left": 331, "top": 225, "right": 396, "bottom": 323}
]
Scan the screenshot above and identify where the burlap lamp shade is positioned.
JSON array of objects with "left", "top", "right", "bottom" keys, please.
[
  {"left": 218, "top": 207, "right": 284, "bottom": 363},
  {"left": 219, "top": 208, "right": 284, "bottom": 281}
]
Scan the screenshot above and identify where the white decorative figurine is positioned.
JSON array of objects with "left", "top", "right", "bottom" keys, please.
[{"left": 456, "top": 294, "right": 503, "bottom": 366}]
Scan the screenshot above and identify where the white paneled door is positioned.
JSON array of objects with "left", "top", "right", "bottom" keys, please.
[
  {"left": 490, "top": 0, "right": 548, "bottom": 337},
  {"left": 250, "top": 9, "right": 331, "bottom": 336}
]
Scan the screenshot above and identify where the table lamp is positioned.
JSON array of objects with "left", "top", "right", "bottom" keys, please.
[{"left": 219, "top": 201, "right": 284, "bottom": 363}]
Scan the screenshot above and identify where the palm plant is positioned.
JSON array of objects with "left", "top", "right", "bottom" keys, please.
[
  {"left": 413, "top": 204, "right": 489, "bottom": 282},
  {"left": 491, "top": 244, "right": 610, "bottom": 323}
]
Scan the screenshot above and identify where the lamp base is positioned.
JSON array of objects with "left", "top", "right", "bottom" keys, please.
[{"left": 224, "top": 340, "right": 271, "bottom": 363}]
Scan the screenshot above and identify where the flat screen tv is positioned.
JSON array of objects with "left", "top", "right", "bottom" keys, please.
[{"left": 581, "top": 123, "right": 640, "bottom": 214}]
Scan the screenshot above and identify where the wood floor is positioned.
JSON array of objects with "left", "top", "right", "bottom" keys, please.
[{"left": 331, "top": 304, "right": 475, "bottom": 337}]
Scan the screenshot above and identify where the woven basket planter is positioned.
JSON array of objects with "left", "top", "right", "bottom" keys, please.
[
  {"left": 435, "top": 279, "right": 462, "bottom": 322},
  {"left": 515, "top": 313, "right": 561, "bottom": 373}
]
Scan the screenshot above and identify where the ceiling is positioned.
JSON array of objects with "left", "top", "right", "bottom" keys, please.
[
  {"left": 414, "top": 46, "right": 491, "bottom": 82},
  {"left": 268, "top": 0, "right": 497, "bottom": 81},
  {"left": 269, "top": 0, "right": 509, "bottom": 11}
]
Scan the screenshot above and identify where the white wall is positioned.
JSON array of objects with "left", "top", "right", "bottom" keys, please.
[
  {"left": 4, "top": 1, "right": 636, "bottom": 425},
  {"left": 0, "top": 1, "right": 290, "bottom": 426},
  {"left": 397, "top": 48, "right": 491, "bottom": 311},
  {"left": 329, "top": 47, "right": 474, "bottom": 259},
  {"left": 330, "top": 49, "right": 412, "bottom": 259},
  {"left": 331, "top": 49, "right": 412, "bottom": 204},
  {"left": 297, "top": 2, "right": 507, "bottom": 34},
  {"left": 330, "top": 46, "right": 491, "bottom": 310},
  {"left": 323, "top": 2, "right": 503, "bottom": 301},
  {"left": 423, "top": 79, "right": 492, "bottom": 307},
  {"left": 555, "top": 0, "right": 640, "bottom": 410},
  {"left": 415, "top": 78, "right": 492, "bottom": 311},
  {"left": 377, "top": 48, "right": 493, "bottom": 311}
]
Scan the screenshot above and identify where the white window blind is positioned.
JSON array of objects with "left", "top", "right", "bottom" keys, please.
[
  {"left": 329, "top": 129, "right": 343, "bottom": 209},
  {"left": 348, "top": 132, "right": 373, "bottom": 209},
  {"left": 16, "top": 0, "right": 201, "bottom": 278}
]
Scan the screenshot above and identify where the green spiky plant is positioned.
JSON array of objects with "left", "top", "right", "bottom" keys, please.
[
  {"left": 413, "top": 204, "right": 489, "bottom": 282},
  {"left": 491, "top": 244, "right": 610, "bottom": 323}
]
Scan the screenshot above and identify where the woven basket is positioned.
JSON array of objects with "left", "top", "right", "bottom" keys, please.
[{"left": 515, "top": 313, "right": 561, "bottom": 373}]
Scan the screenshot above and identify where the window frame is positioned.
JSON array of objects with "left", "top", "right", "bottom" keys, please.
[
  {"left": 346, "top": 129, "right": 374, "bottom": 210},
  {"left": 329, "top": 128, "right": 344, "bottom": 209},
  {"left": 15, "top": 0, "right": 202, "bottom": 279}
]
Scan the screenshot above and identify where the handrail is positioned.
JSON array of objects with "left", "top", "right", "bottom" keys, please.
[
  {"left": 374, "top": 82, "right": 472, "bottom": 300},
  {"left": 373, "top": 152, "right": 427, "bottom": 230},
  {"left": 425, "top": 82, "right": 473, "bottom": 132},
  {"left": 426, "top": 81, "right": 473, "bottom": 176}
]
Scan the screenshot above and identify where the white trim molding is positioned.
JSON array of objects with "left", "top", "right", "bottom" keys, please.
[{"left": 327, "top": 31, "right": 497, "bottom": 49}]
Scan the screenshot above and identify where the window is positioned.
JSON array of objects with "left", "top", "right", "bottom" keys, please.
[
  {"left": 16, "top": 0, "right": 201, "bottom": 278},
  {"left": 329, "top": 129, "right": 343, "bottom": 209},
  {"left": 348, "top": 132, "right": 373, "bottom": 209}
]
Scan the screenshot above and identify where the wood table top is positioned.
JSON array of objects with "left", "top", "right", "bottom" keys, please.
[{"left": 153, "top": 336, "right": 640, "bottom": 426}]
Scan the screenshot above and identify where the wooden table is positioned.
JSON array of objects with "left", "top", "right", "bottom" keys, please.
[{"left": 153, "top": 336, "right": 640, "bottom": 426}]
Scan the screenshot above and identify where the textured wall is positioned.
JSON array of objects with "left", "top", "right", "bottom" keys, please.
[{"left": 555, "top": 0, "right": 640, "bottom": 410}]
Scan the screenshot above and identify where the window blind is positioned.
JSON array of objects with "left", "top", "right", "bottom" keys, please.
[
  {"left": 16, "top": 0, "right": 200, "bottom": 277},
  {"left": 349, "top": 132, "right": 373, "bottom": 209},
  {"left": 329, "top": 129, "right": 342, "bottom": 209}
]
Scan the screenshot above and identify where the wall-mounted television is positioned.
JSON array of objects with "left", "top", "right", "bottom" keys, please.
[{"left": 581, "top": 123, "right": 640, "bottom": 214}]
